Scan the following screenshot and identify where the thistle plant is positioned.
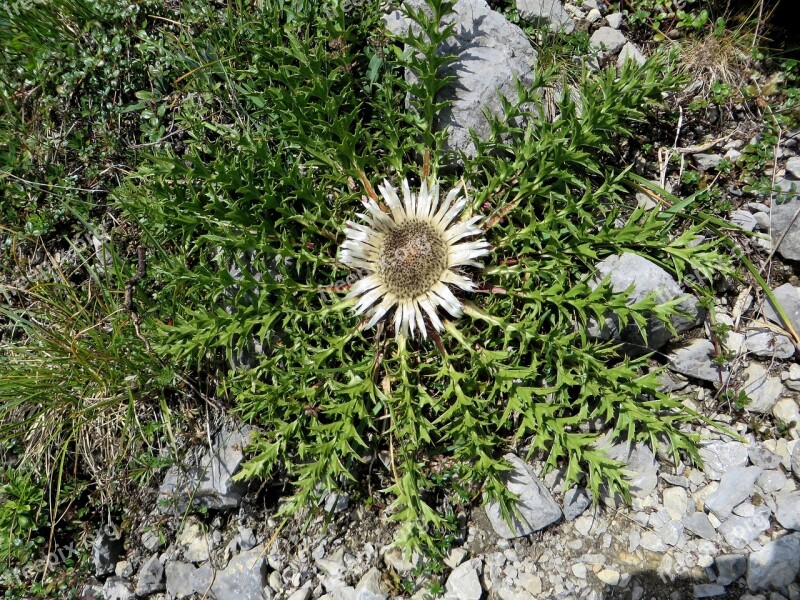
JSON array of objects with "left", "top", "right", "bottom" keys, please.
[{"left": 115, "top": 0, "right": 732, "bottom": 556}]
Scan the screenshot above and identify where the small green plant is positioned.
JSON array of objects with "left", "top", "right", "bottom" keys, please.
[{"left": 0, "top": 468, "right": 45, "bottom": 567}]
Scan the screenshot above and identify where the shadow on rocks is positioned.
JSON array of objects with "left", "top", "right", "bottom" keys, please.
[{"left": 601, "top": 570, "right": 748, "bottom": 600}]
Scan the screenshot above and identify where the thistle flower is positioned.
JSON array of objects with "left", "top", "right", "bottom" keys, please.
[{"left": 339, "top": 176, "right": 490, "bottom": 339}]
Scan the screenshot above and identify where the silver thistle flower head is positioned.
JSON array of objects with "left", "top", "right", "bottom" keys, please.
[{"left": 339, "top": 175, "right": 490, "bottom": 339}]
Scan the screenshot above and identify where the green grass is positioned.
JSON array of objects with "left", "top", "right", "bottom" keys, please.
[{"left": 4, "top": 0, "right": 795, "bottom": 588}]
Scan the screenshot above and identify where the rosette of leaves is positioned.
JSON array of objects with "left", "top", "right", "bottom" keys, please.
[{"left": 117, "top": 0, "right": 730, "bottom": 554}]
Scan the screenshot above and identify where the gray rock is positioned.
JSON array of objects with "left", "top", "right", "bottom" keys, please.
[
  {"left": 754, "top": 212, "right": 771, "bottom": 232},
  {"left": 605, "top": 12, "right": 624, "bottom": 28},
  {"left": 157, "top": 426, "right": 251, "bottom": 513},
  {"left": 384, "top": 0, "right": 540, "bottom": 159},
  {"left": 114, "top": 561, "right": 133, "bottom": 579},
  {"left": 762, "top": 283, "right": 800, "bottom": 334},
  {"left": 742, "top": 363, "right": 784, "bottom": 413},
  {"left": 603, "top": 443, "right": 658, "bottom": 500},
  {"left": 694, "top": 584, "right": 727, "bottom": 598},
  {"left": 287, "top": 586, "right": 312, "bottom": 600},
  {"left": 639, "top": 529, "right": 668, "bottom": 553},
  {"left": 698, "top": 441, "right": 749, "bottom": 481},
  {"left": 776, "top": 490, "right": 800, "bottom": 531},
  {"left": 562, "top": 487, "right": 591, "bottom": 521},
  {"left": 81, "top": 580, "right": 103, "bottom": 600},
  {"left": 355, "top": 567, "right": 387, "bottom": 600},
  {"left": 445, "top": 558, "right": 483, "bottom": 600},
  {"left": 516, "top": 0, "right": 574, "bottom": 32},
  {"left": 787, "top": 156, "right": 800, "bottom": 179},
  {"left": 589, "top": 26, "right": 627, "bottom": 54},
  {"left": 757, "top": 469, "right": 788, "bottom": 494},
  {"left": 319, "top": 588, "right": 356, "bottom": 600},
  {"left": 649, "top": 508, "right": 685, "bottom": 547},
  {"left": 683, "top": 512, "right": 719, "bottom": 542},
  {"left": 715, "top": 554, "right": 746, "bottom": 586},
  {"left": 93, "top": 527, "right": 123, "bottom": 578},
  {"left": 617, "top": 42, "right": 645, "bottom": 67},
  {"left": 749, "top": 443, "right": 784, "bottom": 470},
  {"left": 485, "top": 454, "right": 562, "bottom": 538},
  {"left": 589, "top": 253, "right": 704, "bottom": 354},
  {"left": 140, "top": 529, "right": 162, "bottom": 552},
  {"left": 773, "top": 397, "right": 800, "bottom": 428},
  {"left": 178, "top": 522, "right": 212, "bottom": 563},
  {"left": 668, "top": 339, "right": 728, "bottom": 384},
  {"left": 237, "top": 527, "right": 257, "bottom": 552},
  {"left": 102, "top": 578, "right": 133, "bottom": 600},
  {"left": 208, "top": 545, "right": 268, "bottom": 599},
  {"left": 324, "top": 492, "right": 349, "bottom": 514},
  {"left": 135, "top": 554, "right": 165, "bottom": 597},
  {"left": 661, "top": 473, "right": 691, "bottom": 488},
  {"left": 586, "top": 8, "right": 601, "bottom": 22},
  {"left": 730, "top": 209, "right": 758, "bottom": 232},
  {"left": 718, "top": 507, "right": 771, "bottom": 549},
  {"left": 792, "top": 443, "right": 800, "bottom": 480},
  {"left": 663, "top": 486, "right": 691, "bottom": 520},
  {"left": 771, "top": 180, "right": 800, "bottom": 261},
  {"left": 165, "top": 562, "right": 200, "bottom": 599},
  {"left": 694, "top": 153, "right": 724, "bottom": 171},
  {"left": 316, "top": 547, "right": 347, "bottom": 581},
  {"left": 705, "top": 466, "right": 762, "bottom": 520},
  {"left": 747, "top": 532, "right": 800, "bottom": 592}
]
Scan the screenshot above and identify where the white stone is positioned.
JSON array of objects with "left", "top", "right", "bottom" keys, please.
[
  {"left": 572, "top": 563, "right": 587, "bottom": 578},
  {"left": 698, "top": 441, "right": 748, "bottom": 480},
  {"left": 605, "top": 12, "right": 623, "bottom": 28},
  {"left": 745, "top": 329, "right": 796, "bottom": 359},
  {"left": 787, "top": 156, "right": 800, "bottom": 180},
  {"left": 445, "top": 559, "right": 483, "bottom": 600},
  {"left": 617, "top": 42, "right": 645, "bottom": 67},
  {"left": 663, "top": 487, "right": 691, "bottom": 520},
  {"left": 743, "top": 363, "right": 784, "bottom": 413},
  {"left": 597, "top": 569, "right": 621, "bottom": 586},
  {"left": 773, "top": 398, "right": 800, "bottom": 427},
  {"left": 517, "top": 0, "right": 575, "bottom": 32},
  {"left": 589, "top": 26, "right": 627, "bottom": 54}
]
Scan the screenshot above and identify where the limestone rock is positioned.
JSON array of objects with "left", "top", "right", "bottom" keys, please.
[
  {"left": 747, "top": 532, "right": 800, "bottom": 592},
  {"left": 698, "top": 441, "right": 748, "bottom": 481},
  {"left": 157, "top": 426, "right": 251, "bottom": 513},
  {"left": 484, "top": 454, "right": 562, "bottom": 539},
  {"left": 135, "top": 554, "right": 165, "bottom": 597},
  {"left": 668, "top": 339, "right": 728, "bottom": 384},
  {"left": 771, "top": 179, "right": 800, "bottom": 261},
  {"left": 516, "top": 0, "right": 574, "bottom": 32},
  {"left": 208, "top": 545, "right": 268, "bottom": 599},
  {"left": 704, "top": 466, "right": 762, "bottom": 520},
  {"left": 762, "top": 283, "right": 800, "bottom": 334},
  {"left": 384, "top": 0, "right": 540, "bottom": 159},
  {"left": 589, "top": 26, "right": 626, "bottom": 54},
  {"left": 589, "top": 253, "right": 704, "bottom": 354},
  {"left": 776, "top": 490, "right": 800, "bottom": 531},
  {"left": 742, "top": 363, "right": 784, "bottom": 413},
  {"left": 445, "top": 558, "right": 483, "bottom": 600}
]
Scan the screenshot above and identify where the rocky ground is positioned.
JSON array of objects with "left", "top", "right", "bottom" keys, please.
[{"left": 75, "top": 0, "right": 800, "bottom": 599}]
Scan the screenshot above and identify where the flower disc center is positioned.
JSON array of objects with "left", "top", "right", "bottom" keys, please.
[{"left": 379, "top": 220, "right": 447, "bottom": 298}]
